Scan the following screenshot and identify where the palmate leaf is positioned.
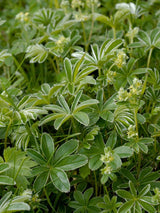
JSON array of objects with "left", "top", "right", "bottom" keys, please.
[
  {"left": 50, "top": 168, "right": 70, "bottom": 193},
  {"left": 34, "top": 171, "right": 49, "bottom": 192},
  {"left": 40, "top": 93, "right": 98, "bottom": 129},
  {"left": 41, "top": 133, "right": 54, "bottom": 160},
  {"left": 73, "top": 111, "right": 89, "bottom": 126},
  {"left": 0, "top": 191, "right": 30, "bottom": 213},
  {"left": 72, "top": 39, "right": 123, "bottom": 68},
  {"left": 26, "top": 44, "right": 48, "bottom": 63},
  {"left": 114, "top": 106, "right": 134, "bottom": 134},
  {"left": 54, "top": 154, "right": 88, "bottom": 171},
  {"left": 3, "top": 147, "right": 37, "bottom": 188},
  {"left": 118, "top": 200, "right": 134, "bottom": 213},
  {"left": 54, "top": 139, "right": 79, "bottom": 161}
]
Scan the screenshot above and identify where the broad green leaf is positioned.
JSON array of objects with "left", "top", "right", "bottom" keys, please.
[
  {"left": 64, "top": 58, "right": 72, "bottom": 82},
  {"left": 26, "top": 44, "right": 48, "bottom": 63},
  {"left": 34, "top": 171, "right": 49, "bottom": 192},
  {"left": 129, "top": 181, "right": 137, "bottom": 196},
  {"left": 77, "top": 66, "right": 97, "bottom": 80},
  {"left": 138, "top": 30, "right": 151, "bottom": 47},
  {"left": 54, "top": 114, "right": 72, "bottom": 130},
  {"left": 17, "top": 96, "right": 30, "bottom": 109},
  {"left": 0, "top": 163, "right": 10, "bottom": 173},
  {"left": 104, "top": 39, "right": 123, "bottom": 55},
  {"left": 116, "top": 190, "right": 133, "bottom": 199},
  {"left": 131, "top": 68, "right": 149, "bottom": 76},
  {"left": 120, "top": 168, "right": 137, "bottom": 183},
  {"left": 50, "top": 168, "right": 70, "bottom": 192},
  {"left": 84, "top": 188, "right": 93, "bottom": 203},
  {"left": 89, "top": 155, "right": 103, "bottom": 170},
  {"left": 139, "top": 184, "right": 150, "bottom": 197},
  {"left": 101, "top": 174, "right": 109, "bottom": 184},
  {"left": 7, "top": 202, "right": 30, "bottom": 211},
  {"left": 73, "top": 54, "right": 85, "bottom": 81},
  {"left": 73, "top": 190, "right": 84, "bottom": 204},
  {"left": 71, "top": 90, "right": 83, "bottom": 112},
  {"left": 55, "top": 154, "right": 87, "bottom": 171},
  {"left": 39, "top": 113, "right": 66, "bottom": 126},
  {"left": 106, "top": 130, "right": 117, "bottom": 149},
  {"left": 114, "top": 146, "right": 133, "bottom": 158},
  {"left": 118, "top": 200, "right": 134, "bottom": 213},
  {"left": 41, "top": 133, "right": 54, "bottom": 160},
  {"left": 0, "top": 191, "right": 12, "bottom": 206},
  {"left": 138, "top": 143, "right": 148, "bottom": 153},
  {"left": 138, "top": 138, "right": 153, "bottom": 144},
  {"left": 54, "top": 139, "right": 79, "bottom": 161},
  {"left": 73, "top": 99, "right": 99, "bottom": 113},
  {"left": 94, "top": 13, "right": 112, "bottom": 26},
  {"left": 27, "top": 149, "right": 46, "bottom": 164},
  {"left": 73, "top": 111, "right": 89, "bottom": 126},
  {"left": 58, "top": 95, "right": 70, "bottom": 113},
  {"left": 138, "top": 200, "right": 156, "bottom": 213},
  {"left": 44, "top": 104, "right": 65, "bottom": 113},
  {"left": 114, "top": 9, "right": 129, "bottom": 26},
  {"left": 110, "top": 153, "right": 122, "bottom": 169},
  {"left": 0, "top": 175, "right": 15, "bottom": 185}
]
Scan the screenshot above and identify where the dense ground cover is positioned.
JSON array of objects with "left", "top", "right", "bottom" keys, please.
[{"left": 0, "top": 0, "right": 160, "bottom": 212}]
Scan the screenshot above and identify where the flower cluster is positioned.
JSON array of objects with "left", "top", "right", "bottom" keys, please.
[
  {"left": 71, "top": 0, "right": 84, "bottom": 9},
  {"left": 126, "top": 27, "right": 139, "bottom": 42},
  {"left": 15, "top": 12, "right": 29, "bottom": 22},
  {"left": 106, "top": 71, "right": 116, "bottom": 85},
  {"left": 152, "top": 188, "right": 160, "bottom": 203},
  {"left": 114, "top": 50, "right": 127, "bottom": 68},
  {"left": 127, "top": 125, "right": 138, "bottom": 138},
  {"left": 55, "top": 36, "right": 70, "bottom": 54},
  {"left": 117, "top": 78, "right": 142, "bottom": 102},
  {"left": 86, "top": 0, "right": 101, "bottom": 8},
  {"left": 100, "top": 147, "right": 114, "bottom": 175},
  {"left": 115, "top": 2, "right": 136, "bottom": 15}
]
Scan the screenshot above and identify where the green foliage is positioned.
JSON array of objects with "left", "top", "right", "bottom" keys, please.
[{"left": 0, "top": 0, "right": 160, "bottom": 212}]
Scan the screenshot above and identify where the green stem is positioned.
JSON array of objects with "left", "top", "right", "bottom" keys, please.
[
  {"left": 14, "top": 158, "right": 26, "bottom": 181},
  {"left": 94, "top": 171, "right": 98, "bottom": 196},
  {"left": 98, "top": 67, "right": 101, "bottom": 77},
  {"left": 86, "top": 4, "right": 95, "bottom": 51},
  {"left": 53, "top": 0, "right": 59, "bottom": 8},
  {"left": 44, "top": 188, "right": 56, "bottom": 212},
  {"left": 134, "top": 108, "right": 138, "bottom": 138},
  {"left": 4, "top": 118, "right": 12, "bottom": 149},
  {"left": 81, "top": 21, "right": 87, "bottom": 51},
  {"left": 141, "top": 47, "right": 153, "bottom": 95},
  {"left": 112, "top": 26, "right": 116, "bottom": 39}
]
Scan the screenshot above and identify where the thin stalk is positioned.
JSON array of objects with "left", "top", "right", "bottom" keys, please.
[
  {"left": 98, "top": 67, "right": 101, "bottom": 77},
  {"left": 112, "top": 26, "right": 116, "bottom": 39},
  {"left": 25, "top": 123, "right": 40, "bottom": 152},
  {"left": 86, "top": 4, "right": 95, "bottom": 51},
  {"left": 94, "top": 171, "right": 98, "bottom": 196},
  {"left": 141, "top": 47, "right": 153, "bottom": 95},
  {"left": 4, "top": 118, "right": 12, "bottom": 149},
  {"left": 134, "top": 108, "right": 138, "bottom": 137},
  {"left": 103, "top": 185, "right": 109, "bottom": 196},
  {"left": 54, "top": 193, "right": 61, "bottom": 209},
  {"left": 44, "top": 188, "right": 56, "bottom": 212},
  {"left": 14, "top": 158, "right": 26, "bottom": 181},
  {"left": 81, "top": 21, "right": 87, "bottom": 51}
]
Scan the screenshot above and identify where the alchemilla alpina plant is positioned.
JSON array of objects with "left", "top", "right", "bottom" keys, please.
[{"left": 0, "top": 0, "right": 160, "bottom": 212}]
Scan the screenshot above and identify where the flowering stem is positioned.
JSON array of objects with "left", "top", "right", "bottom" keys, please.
[
  {"left": 86, "top": 4, "right": 95, "bottom": 51},
  {"left": 134, "top": 107, "right": 138, "bottom": 138},
  {"left": 112, "top": 26, "right": 116, "bottom": 39},
  {"left": 141, "top": 47, "right": 153, "bottom": 95},
  {"left": 81, "top": 21, "right": 87, "bottom": 51},
  {"left": 94, "top": 171, "right": 98, "bottom": 196}
]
